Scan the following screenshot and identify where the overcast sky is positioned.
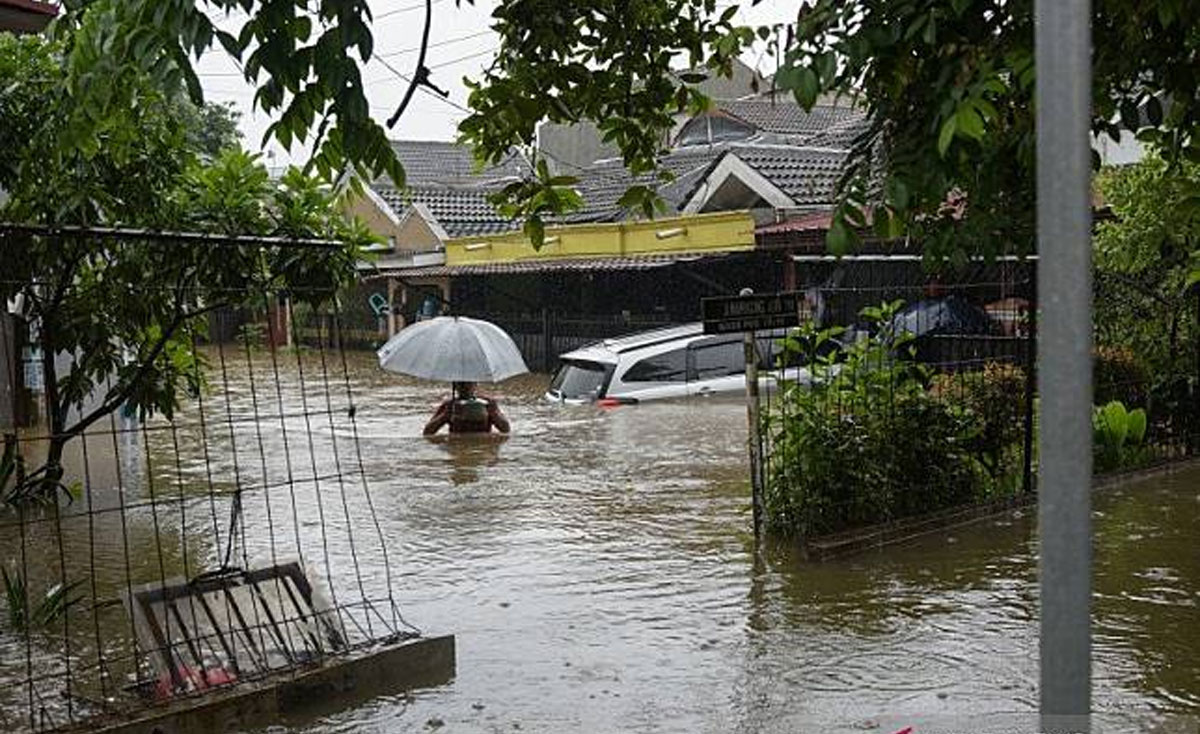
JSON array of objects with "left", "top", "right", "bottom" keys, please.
[{"left": 197, "top": 0, "right": 795, "bottom": 167}]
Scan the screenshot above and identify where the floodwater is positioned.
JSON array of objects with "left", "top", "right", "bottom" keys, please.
[{"left": 2, "top": 350, "right": 1198, "bottom": 733}]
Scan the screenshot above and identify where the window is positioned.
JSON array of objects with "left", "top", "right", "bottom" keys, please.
[
  {"left": 689, "top": 338, "right": 746, "bottom": 381},
  {"left": 548, "top": 360, "right": 612, "bottom": 400},
  {"left": 622, "top": 348, "right": 687, "bottom": 383}
]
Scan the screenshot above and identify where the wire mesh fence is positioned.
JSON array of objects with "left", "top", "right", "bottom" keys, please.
[
  {"left": 0, "top": 231, "right": 414, "bottom": 732},
  {"left": 756, "top": 257, "right": 1036, "bottom": 542},
  {"left": 756, "top": 256, "right": 1200, "bottom": 545}
]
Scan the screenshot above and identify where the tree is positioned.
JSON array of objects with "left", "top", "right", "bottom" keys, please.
[
  {"left": 27, "top": 0, "right": 1200, "bottom": 253},
  {"left": 0, "top": 32, "right": 375, "bottom": 496},
  {"left": 1094, "top": 157, "right": 1200, "bottom": 371},
  {"left": 769, "top": 0, "right": 1200, "bottom": 257},
  {"left": 175, "top": 99, "right": 243, "bottom": 160}
]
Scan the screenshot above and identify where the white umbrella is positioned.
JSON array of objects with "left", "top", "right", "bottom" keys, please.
[{"left": 377, "top": 316, "right": 529, "bottom": 383}]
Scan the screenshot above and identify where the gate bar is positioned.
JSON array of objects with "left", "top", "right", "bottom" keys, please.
[{"left": 1035, "top": 0, "right": 1092, "bottom": 729}]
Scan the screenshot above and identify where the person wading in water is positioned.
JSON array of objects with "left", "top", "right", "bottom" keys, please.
[{"left": 423, "top": 381, "right": 511, "bottom": 435}]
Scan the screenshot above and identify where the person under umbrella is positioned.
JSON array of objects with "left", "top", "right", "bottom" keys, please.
[
  {"left": 377, "top": 316, "right": 528, "bottom": 435},
  {"left": 423, "top": 381, "right": 510, "bottom": 435}
]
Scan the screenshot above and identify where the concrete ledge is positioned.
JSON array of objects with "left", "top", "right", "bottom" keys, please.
[
  {"left": 70, "top": 635, "right": 455, "bottom": 734},
  {"left": 803, "top": 456, "right": 1200, "bottom": 561}
]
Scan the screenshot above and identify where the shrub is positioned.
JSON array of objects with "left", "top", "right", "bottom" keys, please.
[
  {"left": 934, "top": 363, "right": 1028, "bottom": 481},
  {"left": 764, "top": 303, "right": 1008, "bottom": 539},
  {"left": 1094, "top": 345, "right": 1151, "bottom": 408},
  {"left": 1093, "top": 400, "right": 1149, "bottom": 472}
]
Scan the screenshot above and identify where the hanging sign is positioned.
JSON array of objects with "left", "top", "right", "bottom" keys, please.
[{"left": 702, "top": 291, "right": 802, "bottom": 334}]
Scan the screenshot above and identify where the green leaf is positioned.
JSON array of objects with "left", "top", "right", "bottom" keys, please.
[
  {"left": 955, "top": 103, "right": 985, "bottom": 140},
  {"left": 937, "top": 115, "right": 957, "bottom": 156},
  {"left": 525, "top": 215, "right": 546, "bottom": 249}
]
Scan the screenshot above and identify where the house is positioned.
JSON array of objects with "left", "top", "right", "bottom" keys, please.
[{"left": 346, "top": 96, "right": 868, "bottom": 367}]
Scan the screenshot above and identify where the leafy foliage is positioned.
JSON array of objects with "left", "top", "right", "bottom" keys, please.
[
  {"left": 458, "top": 0, "right": 752, "bottom": 226},
  {"left": 1094, "top": 158, "right": 1200, "bottom": 373},
  {"left": 47, "top": 0, "right": 403, "bottom": 187},
  {"left": 2, "top": 564, "right": 83, "bottom": 633},
  {"left": 772, "top": 0, "right": 1200, "bottom": 258},
  {"left": 1092, "top": 400, "right": 1149, "bottom": 472},
  {"left": 765, "top": 303, "right": 1019, "bottom": 538},
  {"left": 173, "top": 98, "right": 243, "bottom": 160},
  {"left": 1, "top": 33, "right": 376, "bottom": 495}
]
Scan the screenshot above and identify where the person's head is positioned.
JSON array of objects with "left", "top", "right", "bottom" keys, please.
[{"left": 452, "top": 381, "right": 477, "bottom": 399}]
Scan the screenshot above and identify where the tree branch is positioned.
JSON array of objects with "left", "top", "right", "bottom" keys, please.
[
  {"left": 387, "top": 0, "right": 433, "bottom": 128},
  {"left": 59, "top": 301, "right": 227, "bottom": 440}
]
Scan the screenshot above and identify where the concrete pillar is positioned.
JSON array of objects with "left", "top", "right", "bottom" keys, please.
[{"left": 386, "top": 278, "right": 398, "bottom": 337}]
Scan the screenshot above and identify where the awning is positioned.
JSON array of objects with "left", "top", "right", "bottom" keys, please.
[{"left": 365, "top": 252, "right": 738, "bottom": 279}]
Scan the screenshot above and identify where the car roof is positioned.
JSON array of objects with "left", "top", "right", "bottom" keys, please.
[
  {"left": 558, "top": 322, "right": 806, "bottom": 365},
  {"left": 558, "top": 322, "right": 702, "bottom": 364}
]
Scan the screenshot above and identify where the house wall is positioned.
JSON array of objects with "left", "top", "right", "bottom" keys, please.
[{"left": 445, "top": 211, "right": 756, "bottom": 266}]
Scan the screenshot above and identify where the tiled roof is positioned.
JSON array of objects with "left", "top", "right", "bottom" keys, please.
[
  {"left": 366, "top": 252, "right": 732, "bottom": 278},
  {"left": 801, "top": 115, "right": 873, "bottom": 150},
  {"left": 568, "top": 146, "right": 732, "bottom": 222},
  {"left": 731, "top": 145, "right": 847, "bottom": 206},
  {"left": 385, "top": 140, "right": 530, "bottom": 186},
  {"left": 374, "top": 185, "right": 519, "bottom": 238},
  {"left": 718, "top": 99, "right": 865, "bottom": 139}
]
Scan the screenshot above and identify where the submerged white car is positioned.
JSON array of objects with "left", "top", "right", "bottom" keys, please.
[{"left": 544, "top": 323, "right": 820, "bottom": 404}]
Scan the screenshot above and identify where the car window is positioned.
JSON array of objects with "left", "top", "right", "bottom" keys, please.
[
  {"left": 622, "top": 348, "right": 687, "bottom": 383},
  {"left": 549, "top": 359, "right": 612, "bottom": 400},
  {"left": 689, "top": 338, "right": 745, "bottom": 381}
]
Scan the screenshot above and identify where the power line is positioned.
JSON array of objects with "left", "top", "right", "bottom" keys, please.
[
  {"left": 373, "top": 0, "right": 447, "bottom": 21},
  {"left": 427, "top": 46, "right": 496, "bottom": 70},
  {"left": 377, "top": 29, "right": 492, "bottom": 59}
]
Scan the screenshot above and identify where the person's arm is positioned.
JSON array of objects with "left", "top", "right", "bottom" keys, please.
[
  {"left": 487, "top": 400, "right": 511, "bottom": 434},
  {"left": 423, "top": 401, "right": 450, "bottom": 435}
]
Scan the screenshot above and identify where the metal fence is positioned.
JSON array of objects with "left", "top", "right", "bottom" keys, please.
[
  {"left": 0, "top": 229, "right": 415, "bottom": 732},
  {"left": 754, "top": 256, "right": 1199, "bottom": 550}
]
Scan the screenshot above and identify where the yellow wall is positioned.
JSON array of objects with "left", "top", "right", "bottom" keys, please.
[{"left": 445, "top": 211, "right": 755, "bottom": 266}]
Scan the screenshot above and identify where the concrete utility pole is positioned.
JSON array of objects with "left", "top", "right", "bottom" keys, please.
[{"left": 1035, "top": 0, "right": 1093, "bottom": 730}]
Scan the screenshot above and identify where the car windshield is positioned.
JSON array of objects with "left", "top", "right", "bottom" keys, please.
[{"left": 548, "top": 359, "right": 612, "bottom": 400}]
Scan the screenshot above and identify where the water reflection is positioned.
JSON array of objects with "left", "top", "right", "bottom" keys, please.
[
  {"left": 424, "top": 434, "right": 510, "bottom": 487},
  {"left": 1, "top": 350, "right": 1196, "bottom": 734}
]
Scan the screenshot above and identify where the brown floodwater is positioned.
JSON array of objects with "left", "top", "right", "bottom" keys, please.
[{"left": 2, "top": 350, "right": 1197, "bottom": 733}]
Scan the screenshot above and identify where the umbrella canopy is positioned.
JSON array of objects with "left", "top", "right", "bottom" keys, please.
[{"left": 377, "top": 316, "right": 529, "bottom": 383}]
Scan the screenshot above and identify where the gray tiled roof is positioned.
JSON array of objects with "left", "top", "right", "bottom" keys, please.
[
  {"left": 670, "top": 143, "right": 846, "bottom": 210},
  {"left": 801, "top": 115, "right": 873, "bottom": 150},
  {"left": 730, "top": 145, "right": 847, "bottom": 206},
  {"left": 375, "top": 185, "right": 519, "bottom": 238},
  {"left": 385, "top": 140, "right": 530, "bottom": 186},
  {"left": 568, "top": 146, "right": 732, "bottom": 222},
  {"left": 718, "top": 99, "right": 865, "bottom": 139}
]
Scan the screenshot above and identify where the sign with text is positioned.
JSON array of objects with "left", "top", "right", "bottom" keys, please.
[{"left": 702, "top": 291, "right": 802, "bottom": 334}]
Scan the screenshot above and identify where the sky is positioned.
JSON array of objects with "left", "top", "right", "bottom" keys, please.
[{"left": 197, "top": 0, "right": 797, "bottom": 167}]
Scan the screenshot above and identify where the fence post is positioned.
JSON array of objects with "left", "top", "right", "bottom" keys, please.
[
  {"left": 542, "top": 307, "right": 552, "bottom": 373},
  {"left": 1036, "top": 0, "right": 1092, "bottom": 729},
  {"left": 741, "top": 289, "right": 764, "bottom": 537},
  {"left": 1023, "top": 274, "right": 1038, "bottom": 495}
]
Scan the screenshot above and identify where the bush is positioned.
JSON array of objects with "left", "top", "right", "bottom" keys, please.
[
  {"left": 1094, "top": 345, "right": 1151, "bottom": 408},
  {"left": 934, "top": 362, "right": 1028, "bottom": 481},
  {"left": 764, "top": 303, "right": 1012, "bottom": 539}
]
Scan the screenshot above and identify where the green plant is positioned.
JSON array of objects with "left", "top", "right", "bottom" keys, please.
[
  {"left": 236, "top": 321, "right": 268, "bottom": 350},
  {"left": 933, "top": 363, "right": 1028, "bottom": 482},
  {"left": 765, "top": 302, "right": 1004, "bottom": 539},
  {"left": 1094, "top": 346, "right": 1152, "bottom": 409},
  {"left": 1093, "top": 400, "right": 1149, "bottom": 472},
  {"left": 2, "top": 565, "right": 83, "bottom": 633}
]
